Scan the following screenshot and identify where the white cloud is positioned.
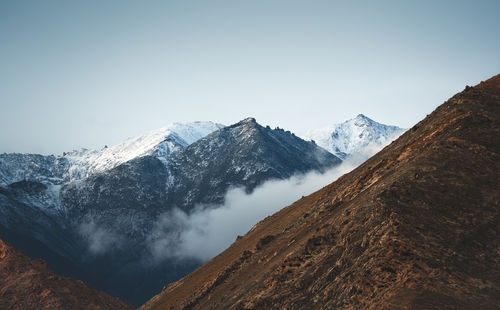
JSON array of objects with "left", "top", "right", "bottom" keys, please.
[
  {"left": 80, "top": 135, "right": 403, "bottom": 262},
  {"left": 148, "top": 146, "right": 379, "bottom": 262}
]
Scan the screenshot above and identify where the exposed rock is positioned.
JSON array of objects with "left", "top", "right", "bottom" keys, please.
[
  {"left": 141, "top": 74, "right": 500, "bottom": 310},
  {"left": 0, "top": 117, "right": 340, "bottom": 306}
]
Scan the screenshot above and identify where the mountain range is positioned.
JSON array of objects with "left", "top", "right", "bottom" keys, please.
[
  {"left": 0, "top": 114, "right": 402, "bottom": 305},
  {"left": 1, "top": 74, "right": 498, "bottom": 309},
  {"left": 141, "top": 74, "right": 500, "bottom": 309}
]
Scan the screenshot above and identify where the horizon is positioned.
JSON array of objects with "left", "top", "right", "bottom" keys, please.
[
  {"left": 0, "top": 113, "right": 401, "bottom": 156},
  {"left": 1, "top": 1, "right": 499, "bottom": 154}
]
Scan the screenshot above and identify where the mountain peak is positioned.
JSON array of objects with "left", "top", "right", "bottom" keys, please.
[
  {"left": 354, "top": 113, "right": 371, "bottom": 121},
  {"left": 239, "top": 117, "right": 257, "bottom": 125},
  {"left": 300, "top": 115, "right": 405, "bottom": 159},
  {"left": 352, "top": 114, "right": 374, "bottom": 127},
  {"left": 141, "top": 74, "right": 500, "bottom": 310},
  {"left": 230, "top": 117, "right": 260, "bottom": 130},
  {"left": 242, "top": 117, "right": 256, "bottom": 122}
]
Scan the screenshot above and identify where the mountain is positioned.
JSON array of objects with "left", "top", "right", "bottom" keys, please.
[
  {"left": 164, "top": 117, "right": 339, "bottom": 210},
  {"left": 0, "top": 117, "right": 341, "bottom": 306},
  {"left": 0, "top": 237, "right": 133, "bottom": 310},
  {"left": 300, "top": 114, "right": 405, "bottom": 159},
  {"left": 141, "top": 74, "right": 500, "bottom": 310},
  {"left": 63, "top": 121, "right": 226, "bottom": 179},
  {"left": 0, "top": 121, "right": 224, "bottom": 186},
  {"left": 61, "top": 117, "right": 339, "bottom": 232},
  {"left": 57, "top": 117, "right": 340, "bottom": 304}
]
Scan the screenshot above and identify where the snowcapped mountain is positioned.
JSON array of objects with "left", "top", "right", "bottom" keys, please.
[
  {"left": 0, "top": 121, "right": 224, "bottom": 186},
  {"left": 61, "top": 117, "right": 340, "bottom": 236},
  {"left": 64, "top": 121, "right": 225, "bottom": 179},
  {"left": 300, "top": 114, "right": 405, "bottom": 159},
  {"left": 0, "top": 115, "right": 405, "bottom": 306},
  {"left": 164, "top": 117, "right": 339, "bottom": 210},
  {"left": 57, "top": 118, "right": 340, "bottom": 304},
  {"left": 0, "top": 117, "right": 341, "bottom": 305}
]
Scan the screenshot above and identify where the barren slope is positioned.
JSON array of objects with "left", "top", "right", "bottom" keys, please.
[
  {"left": 0, "top": 238, "right": 134, "bottom": 310},
  {"left": 141, "top": 74, "right": 500, "bottom": 310}
]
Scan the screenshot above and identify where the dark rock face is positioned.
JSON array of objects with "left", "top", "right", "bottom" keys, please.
[
  {"left": 165, "top": 117, "right": 339, "bottom": 210},
  {"left": 62, "top": 155, "right": 171, "bottom": 217},
  {"left": 8, "top": 180, "right": 47, "bottom": 193},
  {"left": 140, "top": 74, "right": 500, "bottom": 310},
  {"left": 0, "top": 118, "right": 340, "bottom": 306}
]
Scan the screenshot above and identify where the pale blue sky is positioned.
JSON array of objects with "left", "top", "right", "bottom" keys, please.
[{"left": 1, "top": 0, "right": 499, "bottom": 154}]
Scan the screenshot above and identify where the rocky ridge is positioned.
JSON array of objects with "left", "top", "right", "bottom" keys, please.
[
  {"left": 0, "top": 117, "right": 341, "bottom": 306},
  {"left": 141, "top": 74, "right": 500, "bottom": 310}
]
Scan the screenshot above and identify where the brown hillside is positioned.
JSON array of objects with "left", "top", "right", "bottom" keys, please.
[
  {"left": 141, "top": 74, "right": 500, "bottom": 310},
  {"left": 0, "top": 238, "right": 134, "bottom": 310}
]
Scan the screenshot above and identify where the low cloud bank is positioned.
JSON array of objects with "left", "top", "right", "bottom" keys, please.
[
  {"left": 148, "top": 143, "right": 387, "bottom": 262},
  {"left": 77, "top": 135, "right": 403, "bottom": 262}
]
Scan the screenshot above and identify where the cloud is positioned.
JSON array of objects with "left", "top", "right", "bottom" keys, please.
[
  {"left": 78, "top": 218, "right": 124, "bottom": 255},
  {"left": 147, "top": 144, "right": 382, "bottom": 262},
  {"left": 80, "top": 134, "right": 404, "bottom": 262}
]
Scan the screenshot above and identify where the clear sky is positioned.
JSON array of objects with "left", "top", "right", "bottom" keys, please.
[{"left": 1, "top": 0, "right": 499, "bottom": 154}]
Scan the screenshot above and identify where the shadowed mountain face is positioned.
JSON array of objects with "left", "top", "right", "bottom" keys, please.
[
  {"left": 165, "top": 117, "right": 339, "bottom": 210},
  {"left": 0, "top": 238, "right": 133, "bottom": 310},
  {"left": 141, "top": 74, "right": 500, "bottom": 310}
]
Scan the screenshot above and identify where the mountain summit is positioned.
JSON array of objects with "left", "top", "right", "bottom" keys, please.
[
  {"left": 165, "top": 117, "right": 340, "bottom": 209},
  {"left": 141, "top": 74, "right": 500, "bottom": 309},
  {"left": 301, "top": 114, "right": 405, "bottom": 159}
]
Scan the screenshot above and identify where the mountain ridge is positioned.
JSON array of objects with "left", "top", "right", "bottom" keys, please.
[
  {"left": 141, "top": 74, "right": 500, "bottom": 309},
  {"left": 0, "top": 121, "right": 224, "bottom": 186},
  {"left": 0, "top": 117, "right": 343, "bottom": 305}
]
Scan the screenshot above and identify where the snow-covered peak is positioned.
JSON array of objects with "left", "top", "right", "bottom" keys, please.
[
  {"left": 0, "top": 121, "right": 225, "bottom": 186},
  {"left": 63, "top": 121, "right": 225, "bottom": 179},
  {"left": 353, "top": 114, "right": 372, "bottom": 125},
  {"left": 166, "top": 121, "right": 226, "bottom": 145},
  {"left": 300, "top": 115, "right": 405, "bottom": 160}
]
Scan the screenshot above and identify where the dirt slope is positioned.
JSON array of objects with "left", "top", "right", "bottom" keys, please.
[
  {"left": 0, "top": 238, "right": 134, "bottom": 310},
  {"left": 141, "top": 74, "right": 500, "bottom": 310}
]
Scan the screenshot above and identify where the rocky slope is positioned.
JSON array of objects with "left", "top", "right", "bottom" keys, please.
[
  {"left": 0, "top": 237, "right": 133, "bottom": 310},
  {"left": 141, "top": 74, "right": 500, "bottom": 310}
]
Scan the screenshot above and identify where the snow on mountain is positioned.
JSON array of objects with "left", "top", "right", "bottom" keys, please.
[
  {"left": 162, "top": 117, "right": 341, "bottom": 211},
  {"left": 0, "top": 154, "right": 68, "bottom": 186},
  {"left": 63, "top": 121, "right": 225, "bottom": 180},
  {"left": 0, "top": 121, "right": 225, "bottom": 186},
  {"left": 300, "top": 114, "right": 405, "bottom": 159},
  {"left": 0, "top": 115, "right": 400, "bottom": 305}
]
